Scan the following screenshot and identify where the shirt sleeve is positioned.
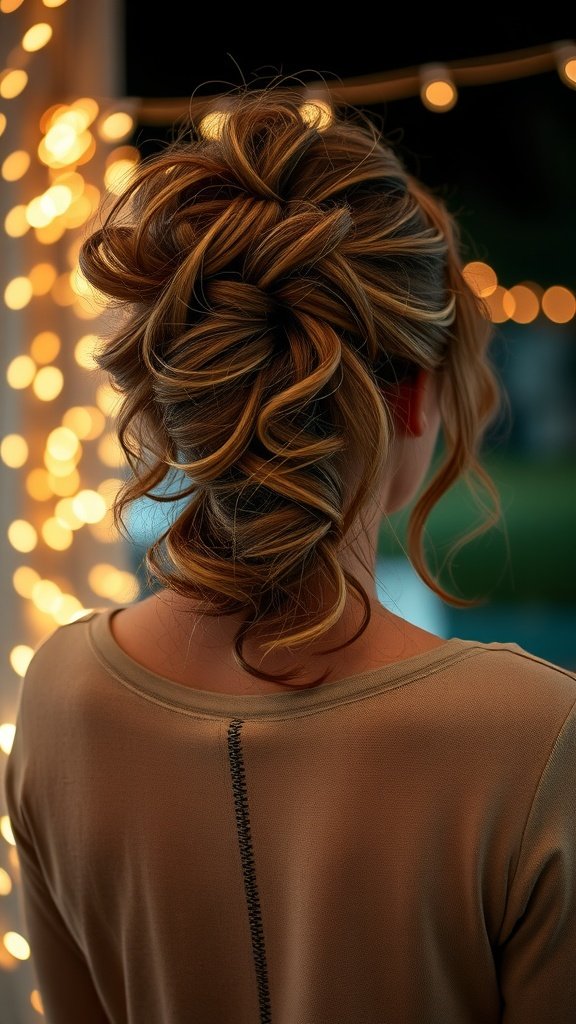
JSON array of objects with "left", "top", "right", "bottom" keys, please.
[
  {"left": 496, "top": 697, "right": 576, "bottom": 1022},
  {"left": 3, "top": 658, "right": 111, "bottom": 1024}
]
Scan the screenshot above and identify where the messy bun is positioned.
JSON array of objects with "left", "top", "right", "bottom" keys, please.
[{"left": 80, "top": 87, "right": 502, "bottom": 686}]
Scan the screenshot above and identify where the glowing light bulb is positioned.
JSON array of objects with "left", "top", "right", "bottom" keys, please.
[
  {"left": 97, "top": 433, "right": 125, "bottom": 467},
  {"left": 3, "top": 931, "right": 31, "bottom": 961},
  {"left": 463, "top": 261, "right": 498, "bottom": 298},
  {"left": 72, "top": 489, "right": 107, "bottom": 523},
  {"left": 62, "top": 405, "right": 105, "bottom": 439},
  {"left": 22, "top": 22, "right": 53, "bottom": 51},
  {"left": 1, "top": 815, "right": 15, "bottom": 845},
  {"left": 420, "top": 64, "right": 458, "bottom": 112},
  {"left": 507, "top": 284, "right": 539, "bottom": 324},
  {"left": 104, "top": 158, "right": 138, "bottom": 195},
  {"left": 542, "top": 286, "right": 576, "bottom": 323},
  {"left": 7, "top": 520, "right": 38, "bottom": 553},
  {"left": 46, "top": 426, "right": 80, "bottom": 460},
  {"left": 0, "top": 865, "right": 13, "bottom": 893},
  {"left": 29, "top": 262, "right": 57, "bottom": 296},
  {"left": 0, "top": 70, "right": 28, "bottom": 99},
  {"left": 55, "top": 498, "right": 84, "bottom": 530},
  {"left": 9, "top": 645, "right": 34, "bottom": 677},
  {"left": 33, "top": 366, "right": 64, "bottom": 400},
  {"left": 0, "top": 726, "right": 16, "bottom": 757},
  {"left": 4, "top": 205, "right": 29, "bottom": 237},
  {"left": 6, "top": 355, "right": 36, "bottom": 389},
  {"left": 1, "top": 150, "right": 31, "bottom": 181},
  {"left": 41, "top": 517, "right": 73, "bottom": 550},
  {"left": 95, "top": 383, "right": 120, "bottom": 416},
  {"left": 483, "top": 285, "right": 515, "bottom": 324},
  {"left": 30, "top": 330, "right": 61, "bottom": 363},
  {"left": 31, "top": 579, "right": 61, "bottom": 613},
  {"left": 30, "top": 989, "right": 45, "bottom": 1016},
  {"left": 0, "top": 434, "right": 28, "bottom": 468},
  {"left": 26, "top": 468, "right": 53, "bottom": 501},
  {"left": 13, "top": 566, "right": 41, "bottom": 598},
  {"left": 4, "top": 276, "right": 33, "bottom": 310},
  {"left": 47, "top": 470, "right": 80, "bottom": 496},
  {"left": 98, "top": 111, "right": 134, "bottom": 141},
  {"left": 52, "top": 595, "right": 83, "bottom": 624}
]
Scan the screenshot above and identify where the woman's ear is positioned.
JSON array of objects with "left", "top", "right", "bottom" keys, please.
[{"left": 384, "top": 367, "right": 432, "bottom": 438}]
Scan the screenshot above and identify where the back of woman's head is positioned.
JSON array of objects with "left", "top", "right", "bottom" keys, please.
[{"left": 80, "top": 86, "right": 502, "bottom": 685}]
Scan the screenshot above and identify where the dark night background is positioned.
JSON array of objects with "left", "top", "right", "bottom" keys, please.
[{"left": 122, "top": 18, "right": 576, "bottom": 288}]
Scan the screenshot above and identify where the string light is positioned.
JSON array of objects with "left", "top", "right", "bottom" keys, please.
[
  {"left": 4, "top": 204, "right": 29, "bottom": 237},
  {"left": 32, "top": 365, "right": 64, "bottom": 400},
  {"left": 0, "top": 69, "right": 28, "bottom": 99},
  {"left": 541, "top": 285, "right": 576, "bottom": 323},
  {"left": 21, "top": 23, "right": 53, "bottom": 52},
  {"left": 507, "top": 284, "right": 540, "bottom": 324},
  {"left": 9, "top": 645, "right": 34, "bottom": 676},
  {"left": 2, "top": 932, "right": 31, "bottom": 961},
  {"left": 420, "top": 64, "right": 458, "bottom": 112},
  {"left": 1, "top": 150, "right": 31, "bottom": 181},
  {"left": 0, "top": 434, "right": 29, "bottom": 468},
  {"left": 461, "top": 263, "right": 576, "bottom": 325},
  {"left": 6, "top": 354, "right": 36, "bottom": 389},
  {"left": 4, "top": 276, "right": 33, "bottom": 310}
]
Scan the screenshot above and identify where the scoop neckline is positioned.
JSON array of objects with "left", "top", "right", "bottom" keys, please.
[{"left": 84, "top": 605, "right": 483, "bottom": 718}]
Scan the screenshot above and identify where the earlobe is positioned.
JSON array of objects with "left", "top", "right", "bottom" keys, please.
[{"left": 385, "top": 368, "right": 430, "bottom": 438}]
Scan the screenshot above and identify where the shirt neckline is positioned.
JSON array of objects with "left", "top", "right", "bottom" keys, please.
[{"left": 86, "top": 605, "right": 483, "bottom": 718}]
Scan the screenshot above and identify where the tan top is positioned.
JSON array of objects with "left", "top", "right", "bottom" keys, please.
[{"left": 4, "top": 607, "right": 576, "bottom": 1023}]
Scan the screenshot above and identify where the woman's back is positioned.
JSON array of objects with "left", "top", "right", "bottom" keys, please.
[{"left": 5, "top": 608, "right": 576, "bottom": 1022}]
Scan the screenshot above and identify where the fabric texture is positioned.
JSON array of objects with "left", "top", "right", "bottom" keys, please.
[{"left": 4, "top": 606, "right": 576, "bottom": 1024}]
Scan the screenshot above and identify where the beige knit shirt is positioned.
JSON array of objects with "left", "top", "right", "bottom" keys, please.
[{"left": 4, "top": 608, "right": 576, "bottom": 1023}]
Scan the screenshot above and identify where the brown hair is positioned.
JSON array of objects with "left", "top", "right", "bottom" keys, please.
[{"left": 80, "top": 86, "right": 503, "bottom": 686}]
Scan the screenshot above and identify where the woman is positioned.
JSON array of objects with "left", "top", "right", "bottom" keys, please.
[{"left": 5, "top": 87, "right": 576, "bottom": 1023}]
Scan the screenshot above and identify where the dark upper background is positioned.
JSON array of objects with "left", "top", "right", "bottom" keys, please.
[{"left": 122, "top": 15, "right": 576, "bottom": 288}]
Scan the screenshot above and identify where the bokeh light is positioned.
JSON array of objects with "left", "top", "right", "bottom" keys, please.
[
  {"left": 4, "top": 276, "right": 33, "bottom": 310},
  {"left": 421, "top": 78, "right": 458, "bottom": 111},
  {"left": 507, "top": 284, "right": 540, "bottom": 324},
  {"left": 98, "top": 111, "right": 134, "bottom": 141},
  {"left": 0, "top": 434, "right": 28, "bottom": 468},
  {"left": 1, "top": 150, "right": 31, "bottom": 182},
  {"left": 4, "top": 205, "right": 29, "bottom": 237},
  {"left": 9, "top": 645, "right": 34, "bottom": 677},
  {"left": 3, "top": 932, "right": 31, "bottom": 961},
  {"left": 6, "top": 355, "right": 36, "bottom": 389},
  {"left": 33, "top": 366, "right": 64, "bottom": 400},
  {"left": 30, "top": 330, "right": 61, "bottom": 363},
  {"left": 0, "top": 70, "right": 28, "bottom": 100},
  {"left": 21, "top": 22, "right": 53, "bottom": 52},
  {"left": 541, "top": 285, "right": 576, "bottom": 323},
  {"left": 463, "top": 261, "right": 498, "bottom": 298},
  {"left": 7, "top": 520, "right": 38, "bottom": 553}
]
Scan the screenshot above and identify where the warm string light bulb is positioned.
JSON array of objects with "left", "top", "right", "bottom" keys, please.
[{"left": 420, "top": 63, "right": 458, "bottom": 112}]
